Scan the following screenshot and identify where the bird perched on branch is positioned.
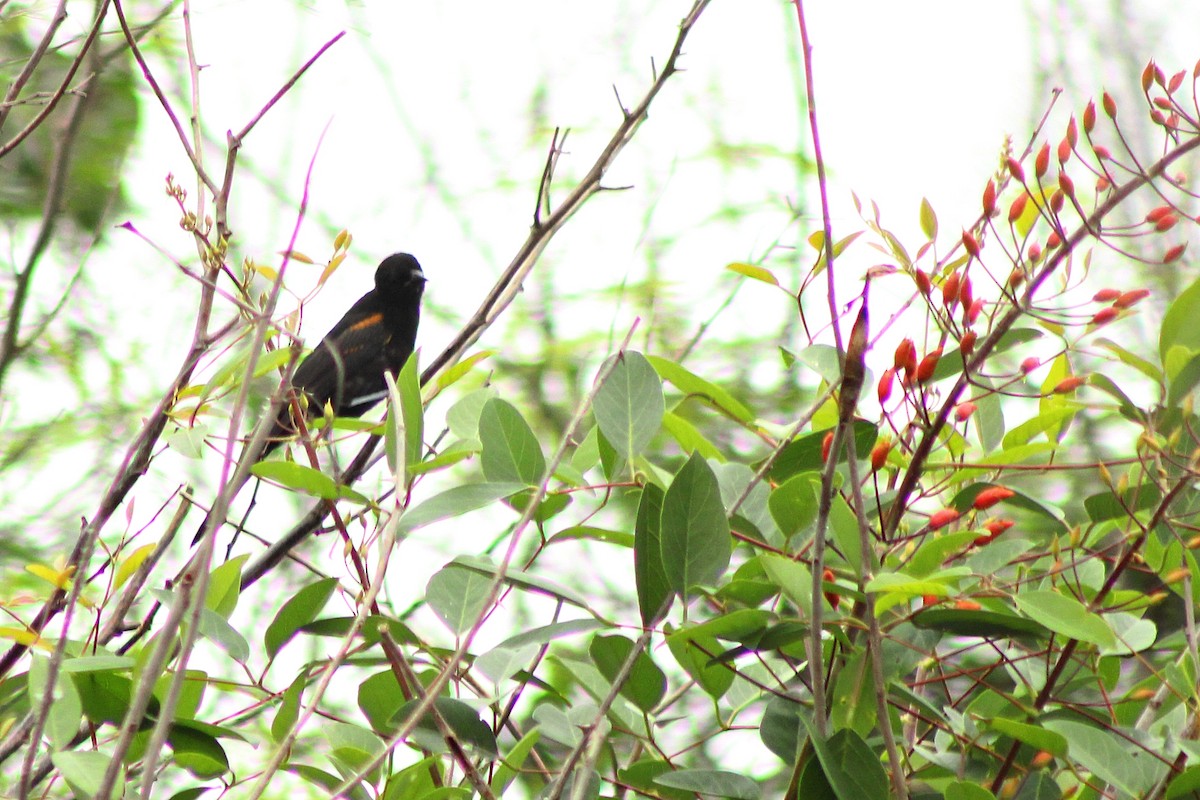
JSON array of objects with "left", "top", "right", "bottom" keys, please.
[{"left": 264, "top": 251, "right": 427, "bottom": 454}]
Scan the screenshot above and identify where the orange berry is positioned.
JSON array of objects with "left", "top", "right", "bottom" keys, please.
[
  {"left": 877, "top": 368, "right": 895, "bottom": 404},
  {"left": 955, "top": 402, "right": 977, "bottom": 422},
  {"left": 1008, "top": 193, "right": 1027, "bottom": 224},
  {"left": 982, "top": 518, "right": 1015, "bottom": 537},
  {"left": 943, "top": 272, "right": 961, "bottom": 308},
  {"left": 821, "top": 431, "right": 834, "bottom": 463},
  {"left": 870, "top": 439, "right": 891, "bottom": 472},
  {"left": 959, "top": 331, "right": 977, "bottom": 358},
  {"left": 1164, "top": 243, "right": 1187, "bottom": 263},
  {"left": 1035, "top": 141, "right": 1050, "bottom": 177},
  {"left": 914, "top": 269, "right": 932, "bottom": 296},
  {"left": 983, "top": 180, "right": 997, "bottom": 216},
  {"left": 954, "top": 599, "right": 982, "bottom": 611},
  {"left": 962, "top": 231, "right": 981, "bottom": 258}
]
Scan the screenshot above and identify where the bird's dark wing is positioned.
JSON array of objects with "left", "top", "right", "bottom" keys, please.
[{"left": 292, "top": 310, "right": 394, "bottom": 416}]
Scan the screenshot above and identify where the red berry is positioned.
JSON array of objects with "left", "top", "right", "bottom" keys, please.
[
  {"left": 1164, "top": 243, "right": 1187, "bottom": 263},
  {"left": 962, "top": 231, "right": 981, "bottom": 258},
  {"left": 1092, "top": 288, "right": 1121, "bottom": 302},
  {"left": 1006, "top": 157, "right": 1025, "bottom": 183},
  {"left": 878, "top": 368, "right": 895, "bottom": 404},
  {"left": 959, "top": 331, "right": 977, "bottom": 358},
  {"left": 955, "top": 402, "right": 977, "bottom": 422},
  {"left": 1008, "top": 193, "right": 1028, "bottom": 224},
  {"left": 914, "top": 269, "right": 932, "bottom": 296},
  {"left": 1091, "top": 307, "right": 1119, "bottom": 325},
  {"left": 821, "top": 431, "right": 834, "bottom": 463},
  {"left": 943, "top": 272, "right": 961, "bottom": 309},
  {"left": 870, "top": 439, "right": 891, "bottom": 471},
  {"left": 1020, "top": 357, "right": 1040, "bottom": 374},
  {"left": 1035, "top": 142, "right": 1050, "bottom": 177},
  {"left": 982, "top": 518, "right": 1015, "bottom": 537}
]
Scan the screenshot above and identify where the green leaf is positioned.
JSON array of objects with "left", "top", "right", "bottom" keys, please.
[
  {"left": 496, "top": 618, "right": 608, "bottom": 651},
  {"left": 768, "top": 473, "right": 819, "bottom": 538},
  {"left": 1013, "top": 591, "right": 1116, "bottom": 648},
  {"left": 490, "top": 728, "right": 541, "bottom": 797},
  {"left": 251, "top": 461, "right": 365, "bottom": 503},
  {"left": 946, "top": 781, "right": 997, "bottom": 800},
  {"left": 168, "top": 721, "right": 229, "bottom": 779},
  {"left": 635, "top": 484, "right": 673, "bottom": 626},
  {"left": 358, "top": 670, "right": 408, "bottom": 735},
  {"left": 290, "top": 764, "right": 372, "bottom": 800},
  {"left": 760, "top": 693, "right": 806, "bottom": 763},
  {"left": 588, "top": 634, "right": 666, "bottom": 713},
  {"left": 1160, "top": 273, "right": 1200, "bottom": 370},
  {"left": 52, "top": 751, "right": 117, "bottom": 799},
  {"left": 646, "top": 355, "right": 753, "bottom": 424},
  {"left": 426, "top": 563, "right": 492, "bottom": 635},
  {"left": 479, "top": 398, "right": 545, "bottom": 484},
  {"left": 594, "top": 351, "right": 665, "bottom": 460},
  {"left": 264, "top": 577, "right": 338, "bottom": 659},
  {"left": 988, "top": 718, "right": 1068, "bottom": 756},
  {"left": 662, "top": 411, "right": 724, "bottom": 461},
  {"left": 665, "top": 624, "right": 734, "bottom": 699},
  {"left": 1166, "top": 765, "right": 1200, "bottom": 799},
  {"left": 1043, "top": 719, "right": 1162, "bottom": 797},
  {"left": 445, "top": 386, "right": 497, "bottom": 441},
  {"left": 654, "top": 769, "right": 761, "bottom": 800},
  {"left": 271, "top": 672, "right": 305, "bottom": 743},
  {"left": 726, "top": 261, "right": 780, "bottom": 286},
  {"left": 398, "top": 482, "right": 526, "bottom": 531},
  {"left": 205, "top": 554, "right": 247, "bottom": 618},
  {"left": 386, "top": 350, "right": 423, "bottom": 482},
  {"left": 802, "top": 719, "right": 889, "bottom": 800},
  {"left": 29, "top": 654, "right": 82, "bottom": 749},
  {"left": 768, "top": 421, "right": 878, "bottom": 482},
  {"left": 919, "top": 196, "right": 938, "bottom": 239},
  {"left": 911, "top": 607, "right": 1050, "bottom": 640},
  {"left": 394, "top": 697, "right": 499, "bottom": 756},
  {"left": 660, "top": 452, "right": 731, "bottom": 598},
  {"left": 450, "top": 555, "right": 593, "bottom": 611}
]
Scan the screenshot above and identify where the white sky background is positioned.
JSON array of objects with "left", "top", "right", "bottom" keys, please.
[{"left": 6, "top": 0, "right": 1200, "bottom": 789}]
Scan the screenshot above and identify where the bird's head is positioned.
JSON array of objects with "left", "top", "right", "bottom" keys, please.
[{"left": 376, "top": 253, "right": 426, "bottom": 293}]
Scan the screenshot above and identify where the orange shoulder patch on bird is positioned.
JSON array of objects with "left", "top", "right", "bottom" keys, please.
[{"left": 349, "top": 312, "right": 384, "bottom": 332}]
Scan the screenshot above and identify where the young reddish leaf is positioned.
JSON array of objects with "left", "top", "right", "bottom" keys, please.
[
  {"left": 942, "top": 272, "right": 961, "bottom": 308},
  {"left": 959, "top": 331, "right": 977, "bottom": 358},
  {"left": 982, "top": 180, "right": 997, "bottom": 216},
  {"left": 877, "top": 368, "right": 895, "bottom": 404},
  {"left": 982, "top": 518, "right": 1015, "bottom": 538},
  {"left": 1169, "top": 70, "right": 1186, "bottom": 93},
  {"left": 1052, "top": 376, "right": 1087, "bottom": 394},
  {"left": 870, "top": 438, "right": 891, "bottom": 471},
  {"left": 1141, "top": 61, "right": 1155, "bottom": 92},
  {"left": 973, "top": 486, "right": 1014, "bottom": 510},
  {"left": 1083, "top": 100, "right": 1096, "bottom": 133},
  {"left": 964, "top": 298, "right": 984, "bottom": 326},
  {"left": 1113, "top": 289, "right": 1150, "bottom": 308},
  {"left": 916, "top": 349, "right": 942, "bottom": 384},
  {"left": 1035, "top": 141, "right": 1050, "bottom": 177},
  {"left": 822, "top": 568, "right": 840, "bottom": 609},
  {"left": 1006, "top": 156, "right": 1025, "bottom": 183},
  {"left": 962, "top": 231, "right": 981, "bottom": 258},
  {"left": 894, "top": 338, "right": 916, "bottom": 371},
  {"left": 958, "top": 275, "right": 973, "bottom": 308},
  {"left": 914, "top": 269, "right": 932, "bottom": 296},
  {"left": 928, "top": 508, "right": 960, "bottom": 530},
  {"left": 1057, "top": 137, "right": 1071, "bottom": 164},
  {"left": 1008, "top": 193, "right": 1028, "bottom": 223},
  {"left": 1058, "top": 171, "right": 1075, "bottom": 198},
  {"left": 1155, "top": 214, "right": 1179, "bottom": 232}
]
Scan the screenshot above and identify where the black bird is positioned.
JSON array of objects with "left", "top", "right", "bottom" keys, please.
[
  {"left": 264, "top": 252, "right": 427, "bottom": 453},
  {"left": 190, "top": 253, "right": 425, "bottom": 548}
]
